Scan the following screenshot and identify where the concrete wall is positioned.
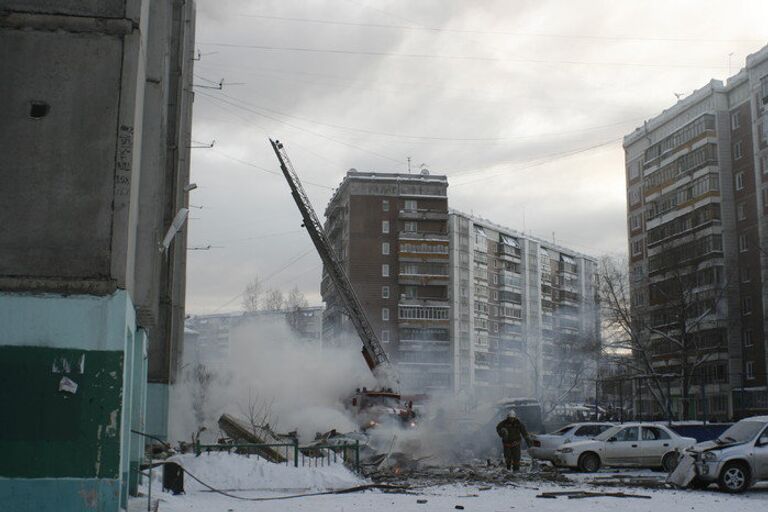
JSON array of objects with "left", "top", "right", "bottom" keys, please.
[
  {"left": 0, "top": 1, "right": 196, "bottom": 509},
  {"left": 0, "top": 291, "right": 141, "bottom": 512}
]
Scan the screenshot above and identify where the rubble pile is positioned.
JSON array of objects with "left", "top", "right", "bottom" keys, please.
[{"left": 365, "top": 459, "right": 573, "bottom": 488}]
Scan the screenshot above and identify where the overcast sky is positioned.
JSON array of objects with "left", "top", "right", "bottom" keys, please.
[{"left": 185, "top": 0, "right": 768, "bottom": 314}]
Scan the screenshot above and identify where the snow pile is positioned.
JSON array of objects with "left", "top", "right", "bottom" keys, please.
[{"left": 165, "top": 452, "right": 365, "bottom": 492}]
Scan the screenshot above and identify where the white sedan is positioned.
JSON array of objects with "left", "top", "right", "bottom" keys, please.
[
  {"left": 553, "top": 423, "right": 696, "bottom": 472},
  {"left": 529, "top": 423, "right": 615, "bottom": 462}
]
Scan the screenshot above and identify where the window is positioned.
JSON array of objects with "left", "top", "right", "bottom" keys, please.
[
  {"left": 574, "top": 425, "right": 606, "bottom": 437},
  {"left": 735, "top": 171, "right": 744, "bottom": 191},
  {"left": 382, "top": 220, "right": 390, "bottom": 233},
  {"left": 642, "top": 426, "right": 671, "bottom": 441},
  {"left": 382, "top": 286, "right": 390, "bottom": 299},
  {"left": 404, "top": 199, "right": 417, "bottom": 211},
  {"left": 762, "top": 154, "right": 768, "bottom": 175},
  {"left": 731, "top": 111, "right": 741, "bottom": 130},
  {"left": 632, "top": 239, "right": 644, "bottom": 256},
  {"left": 737, "top": 202, "right": 746, "bottom": 221},
  {"left": 382, "top": 307, "right": 390, "bottom": 321},
  {"left": 743, "top": 329, "right": 753, "bottom": 347},
  {"left": 746, "top": 361, "right": 754, "bottom": 380},
  {"left": 630, "top": 214, "right": 642, "bottom": 231},
  {"left": 734, "top": 141, "right": 743, "bottom": 160},
  {"left": 629, "top": 188, "right": 641, "bottom": 205},
  {"left": 739, "top": 233, "right": 749, "bottom": 252},
  {"left": 382, "top": 199, "right": 389, "bottom": 212},
  {"left": 382, "top": 264, "right": 389, "bottom": 277},
  {"left": 382, "top": 242, "right": 390, "bottom": 255},
  {"left": 742, "top": 296, "right": 752, "bottom": 315},
  {"left": 404, "top": 221, "right": 418, "bottom": 232},
  {"left": 761, "top": 74, "right": 768, "bottom": 101},
  {"left": 741, "top": 266, "right": 751, "bottom": 283},
  {"left": 381, "top": 329, "right": 390, "bottom": 343},
  {"left": 613, "top": 427, "right": 639, "bottom": 442}
]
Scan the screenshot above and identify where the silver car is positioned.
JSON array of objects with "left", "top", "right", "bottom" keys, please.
[
  {"left": 529, "top": 423, "right": 615, "bottom": 462},
  {"left": 685, "top": 416, "right": 768, "bottom": 493}
]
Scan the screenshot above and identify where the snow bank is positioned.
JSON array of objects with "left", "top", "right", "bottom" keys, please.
[{"left": 165, "top": 452, "right": 365, "bottom": 492}]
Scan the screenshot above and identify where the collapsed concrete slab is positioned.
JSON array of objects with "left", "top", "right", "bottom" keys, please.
[{"left": 217, "top": 414, "right": 289, "bottom": 463}]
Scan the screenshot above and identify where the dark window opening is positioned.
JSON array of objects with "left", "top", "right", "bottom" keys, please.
[{"left": 29, "top": 101, "right": 50, "bottom": 119}]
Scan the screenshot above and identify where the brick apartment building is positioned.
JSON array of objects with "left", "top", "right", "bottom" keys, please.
[{"left": 623, "top": 44, "right": 768, "bottom": 419}]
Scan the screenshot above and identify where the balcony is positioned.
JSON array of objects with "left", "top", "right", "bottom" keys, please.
[
  {"left": 398, "top": 208, "right": 449, "bottom": 221},
  {"left": 398, "top": 303, "right": 450, "bottom": 323},
  {"left": 399, "top": 240, "right": 449, "bottom": 262},
  {"left": 498, "top": 245, "right": 522, "bottom": 261},
  {"left": 398, "top": 231, "right": 449, "bottom": 242}
]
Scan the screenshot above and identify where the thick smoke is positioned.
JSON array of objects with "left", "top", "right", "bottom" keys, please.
[
  {"left": 170, "top": 314, "right": 376, "bottom": 444},
  {"left": 169, "top": 313, "right": 514, "bottom": 465}
]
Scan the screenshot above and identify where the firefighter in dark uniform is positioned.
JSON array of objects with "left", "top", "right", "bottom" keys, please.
[{"left": 496, "top": 410, "right": 532, "bottom": 471}]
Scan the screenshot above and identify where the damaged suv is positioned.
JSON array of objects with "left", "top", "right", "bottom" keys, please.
[{"left": 683, "top": 416, "right": 768, "bottom": 493}]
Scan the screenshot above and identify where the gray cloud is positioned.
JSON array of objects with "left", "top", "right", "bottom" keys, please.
[{"left": 186, "top": 0, "right": 768, "bottom": 313}]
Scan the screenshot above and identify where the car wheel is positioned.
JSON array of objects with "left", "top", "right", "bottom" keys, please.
[
  {"left": 662, "top": 452, "right": 679, "bottom": 473},
  {"left": 578, "top": 452, "right": 601, "bottom": 473},
  {"left": 717, "top": 462, "right": 750, "bottom": 493}
]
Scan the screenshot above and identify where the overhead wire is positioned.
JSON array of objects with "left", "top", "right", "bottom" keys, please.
[
  {"left": 240, "top": 13, "right": 764, "bottom": 44},
  {"left": 195, "top": 42, "right": 730, "bottom": 70},
  {"left": 196, "top": 89, "right": 404, "bottom": 165},
  {"left": 211, "top": 247, "right": 315, "bottom": 313},
  {"left": 203, "top": 87, "right": 646, "bottom": 143},
  {"left": 449, "top": 137, "right": 622, "bottom": 186}
]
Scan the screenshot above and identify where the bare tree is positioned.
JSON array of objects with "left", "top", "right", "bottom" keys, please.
[
  {"left": 242, "top": 277, "right": 262, "bottom": 313},
  {"left": 599, "top": 254, "right": 670, "bottom": 414},
  {"left": 263, "top": 288, "right": 285, "bottom": 312},
  {"left": 285, "top": 286, "right": 309, "bottom": 336},
  {"left": 190, "top": 363, "right": 215, "bottom": 427},
  {"left": 238, "top": 387, "right": 277, "bottom": 434},
  {"left": 598, "top": 253, "right": 728, "bottom": 420}
]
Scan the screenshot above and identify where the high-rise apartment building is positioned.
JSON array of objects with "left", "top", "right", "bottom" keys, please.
[
  {"left": 449, "top": 212, "right": 599, "bottom": 403},
  {"left": 623, "top": 44, "right": 768, "bottom": 419},
  {"left": 321, "top": 171, "right": 599, "bottom": 401},
  {"left": 322, "top": 171, "right": 451, "bottom": 394}
]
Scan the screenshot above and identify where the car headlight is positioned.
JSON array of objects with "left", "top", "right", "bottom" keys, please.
[
  {"left": 558, "top": 447, "right": 574, "bottom": 454},
  {"left": 702, "top": 452, "right": 718, "bottom": 461}
]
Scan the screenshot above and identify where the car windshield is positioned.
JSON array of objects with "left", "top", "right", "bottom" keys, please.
[
  {"left": 550, "top": 425, "right": 574, "bottom": 435},
  {"left": 595, "top": 425, "right": 623, "bottom": 441},
  {"left": 717, "top": 420, "right": 764, "bottom": 443}
]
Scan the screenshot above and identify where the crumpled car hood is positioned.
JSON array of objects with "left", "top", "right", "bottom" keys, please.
[{"left": 687, "top": 439, "right": 744, "bottom": 454}]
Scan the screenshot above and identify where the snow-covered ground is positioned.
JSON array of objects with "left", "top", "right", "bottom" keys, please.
[{"left": 128, "top": 453, "right": 768, "bottom": 512}]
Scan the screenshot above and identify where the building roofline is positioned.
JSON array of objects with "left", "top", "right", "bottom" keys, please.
[
  {"left": 450, "top": 209, "right": 598, "bottom": 263},
  {"left": 325, "top": 170, "right": 448, "bottom": 216},
  {"left": 623, "top": 42, "right": 768, "bottom": 147}
]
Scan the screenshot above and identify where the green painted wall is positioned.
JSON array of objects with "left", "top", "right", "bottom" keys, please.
[{"left": 0, "top": 346, "right": 124, "bottom": 479}]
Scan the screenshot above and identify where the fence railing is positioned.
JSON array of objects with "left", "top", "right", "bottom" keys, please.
[{"left": 194, "top": 439, "right": 361, "bottom": 472}]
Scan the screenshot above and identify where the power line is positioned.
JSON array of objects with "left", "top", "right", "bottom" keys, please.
[
  {"left": 195, "top": 92, "right": 348, "bottom": 170},
  {"left": 195, "top": 42, "right": 729, "bottom": 70},
  {"left": 205, "top": 87, "right": 646, "bottom": 143},
  {"left": 196, "top": 90, "right": 404, "bottom": 164},
  {"left": 212, "top": 247, "right": 315, "bottom": 312},
  {"left": 207, "top": 146, "right": 334, "bottom": 190},
  {"left": 240, "top": 13, "right": 763, "bottom": 44},
  {"left": 450, "top": 137, "right": 621, "bottom": 186}
]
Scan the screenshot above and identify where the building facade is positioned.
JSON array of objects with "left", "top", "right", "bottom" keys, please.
[
  {"left": 623, "top": 45, "right": 768, "bottom": 420},
  {"left": 0, "top": 2, "right": 195, "bottom": 511},
  {"left": 321, "top": 171, "right": 451, "bottom": 395},
  {"left": 449, "top": 212, "right": 600, "bottom": 403},
  {"left": 320, "top": 171, "right": 599, "bottom": 401}
]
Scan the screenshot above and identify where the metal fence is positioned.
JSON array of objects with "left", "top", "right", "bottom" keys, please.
[{"left": 194, "top": 439, "right": 361, "bottom": 472}]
